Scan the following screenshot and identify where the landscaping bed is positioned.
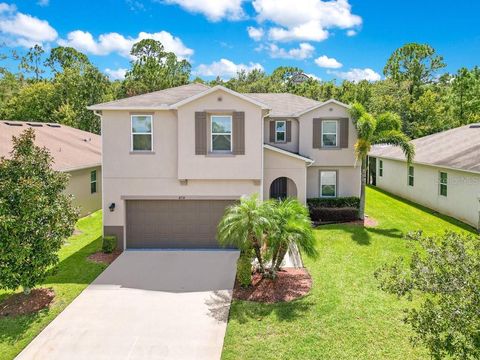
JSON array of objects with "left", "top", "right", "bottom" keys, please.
[
  {"left": 233, "top": 268, "right": 312, "bottom": 303},
  {"left": 87, "top": 250, "right": 122, "bottom": 265},
  {"left": 0, "top": 288, "right": 55, "bottom": 317}
]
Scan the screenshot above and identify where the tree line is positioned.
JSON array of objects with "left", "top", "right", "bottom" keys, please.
[{"left": 0, "top": 40, "right": 478, "bottom": 138}]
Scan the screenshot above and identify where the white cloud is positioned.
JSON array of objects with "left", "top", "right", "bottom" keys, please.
[
  {"left": 37, "top": 0, "right": 49, "bottom": 6},
  {"left": 329, "top": 68, "right": 381, "bottom": 82},
  {"left": 247, "top": 26, "right": 264, "bottom": 41},
  {"left": 58, "top": 30, "right": 193, "bottom": 59},
  {"left": 0, "top": 3, "right": 57, "bottom": 46},
  {"left": 346, "top": 29, "right": 356, "bottom": 36},
  {"left": 162, "top": 0, "right": 246, "bottom": 21},
  {"left": 267, "top": 42, "right": 314, "bottom": 59},
  {"left": 105, "top": 67, "right": 128, "bottom": 80},
  {"left": 314, "top": 55, "right": 342, "bottom": 68},
  {"left": 252, "top": 0, "right": 361, "bottom": 42},
  {"left": 194, "top": 58, "right": 264, "bottom": 79}
]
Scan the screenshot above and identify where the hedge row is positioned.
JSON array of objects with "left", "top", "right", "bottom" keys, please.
[
  {"left": 309, "top": 207, "right": 359, "bottom": 223},
  {"left": 307, "top": 197, "right": 360, "bottom": 209}
]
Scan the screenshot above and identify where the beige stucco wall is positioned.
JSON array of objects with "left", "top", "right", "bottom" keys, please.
[
  {"left": 65, "top": 166, "right": 102, "bottom": 217},
  {"left": 263, "top": 148, "right": 307, "bottom": 204},
  {"left": 263, "top": 117, "right": 299, "bottom": 153},
  {"left": 177, "top": 89, "right": 263, "bottom": 180},
  {"left": 101, "top": 89, "right": 264, "bottom": 231},
  {"left": 299, "top": 102, "right": 358, "bottom": 166},
  {"left": 307, "top": 165, "right": 361, "bottom": 199},
  {"left": 375, "top": 157, "right": 480, "bottom": 229}
]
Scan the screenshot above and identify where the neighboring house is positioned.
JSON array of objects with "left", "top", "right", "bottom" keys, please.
[
  {"left": 0, "top": 121, "right": 102, "bottom": 217},
  {"left": 88, "top": 83, "right": 360, "bottom": 250},
  {"left": 369, "top": 124, "right": 480, "bottom": 230}
]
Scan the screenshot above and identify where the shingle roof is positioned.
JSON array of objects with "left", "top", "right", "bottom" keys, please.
[
  {"left": 88, "top": 83, "right": 323, "bottom": 116},
  {"left": 88, "top": 83, "right": 210, "bottom": 110},
  {"left": 369, "top": 124, "right": 480, "bottom": 173},
  {"left": 0, "top": 121, "right": 101, "bottom": 172},
  {"left": 246, "top": 93, "right": 321, "bottom": 117}
]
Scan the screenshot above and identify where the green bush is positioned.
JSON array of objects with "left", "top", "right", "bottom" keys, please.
[
  {"left": 102, "top": 235, "right": 117, "bottom": 253},
  {"left": 310, "top": 207, "right": 359, "bottom": 223},
  {"left": 236, "top": 250, "right": 253, "bottom": 287},
  {"left": 307, "top": 197, "right": 360, "bottom": 209}
]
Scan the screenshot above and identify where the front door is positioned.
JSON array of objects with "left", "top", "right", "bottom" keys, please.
[{"left": 270, "top": 177, "right": 288, "bottom": 200}]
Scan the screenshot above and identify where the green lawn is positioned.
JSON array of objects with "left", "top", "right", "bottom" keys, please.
[
  {"left": 0, "top": 210, "right": 105, "bottom": 360},
  {"left": 222, "top": 186, "right": 475, "bottom": 360}
]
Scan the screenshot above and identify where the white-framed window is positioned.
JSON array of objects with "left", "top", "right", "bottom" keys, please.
[
  {"left": 439, "top": 172, "right": 447, "bottom": 197},
  {"left": 90, "top": 170, "right": 97, "bottom": 194},
  {"left": 131, "top": 115, "right": 153, "bottom": 151},
  {"left": 408, "top": 166, "right": 414, "bottom": 187},
  {"left": 379, "top": 160, "right": 384, "bottom": 177},
  {"left": 211, "top": 115, "right": 232, "bottom": 152},
  {"left": 322, "top": 120, "right": 338, "bottom": 147},
  {"left": 320, "top": 171, "right": 337, "bottom": 198},
  {"left": 275, "top": 120, "right": 286, "bottom": 142}
]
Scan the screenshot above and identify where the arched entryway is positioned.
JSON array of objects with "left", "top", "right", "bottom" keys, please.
[{"left": 269, "top": 177, "right": 297, "bottom": 200}]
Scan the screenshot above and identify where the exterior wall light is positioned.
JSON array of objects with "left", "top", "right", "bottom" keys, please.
[{"left": 109, "top": 203, "right": 115, "bottom": 212}]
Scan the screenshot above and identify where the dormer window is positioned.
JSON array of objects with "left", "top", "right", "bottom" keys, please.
[
  {"left": 211, "top": 115, "right": 232, "bottom": 152},
  {"left": 275, "top": 120, "right": 286, "bottom": 142}
]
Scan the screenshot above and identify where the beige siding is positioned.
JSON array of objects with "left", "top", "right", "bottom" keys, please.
[
  {"left": 177, "top": 89, "right": 263, "bottom": 180},
  {"left": 263, "top": 118, "right": 299, "bottom": 153},
  {"left": 299, "top": 102, "right": 358, "bottom": 166},
  {"left": 65, "top": 166, "right": 102, "bottom": 217},
  {"left": 307, "top": 166, "right": 361, "bottom": 199},
  {"left": 375, "top": 158, "right": 480, "bottom": 229},
  {"left": 263, "top": 148, "right": 307, "bottom": 203}
]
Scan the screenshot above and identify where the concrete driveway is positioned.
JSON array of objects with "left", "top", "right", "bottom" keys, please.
[{"left": 16, "top": 250, "right": 239, "bottom": 360}]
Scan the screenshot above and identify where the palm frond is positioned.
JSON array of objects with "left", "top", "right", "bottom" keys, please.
[{"left": 373, "top": 130, "right": 415, "bottom": 163}]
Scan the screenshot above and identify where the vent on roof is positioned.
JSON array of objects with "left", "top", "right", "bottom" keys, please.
[
  {"left": 4, "top": 121, "right": 23, "bottom": 126},
  {"left": 46, "top": 123, "right": 61, "bottom": 128},
  {"left": 27, "top": 122, "right": 43, "bottom": 127},
  {"left": 469, "top": 124, "right": 480, "bottom": 128}
]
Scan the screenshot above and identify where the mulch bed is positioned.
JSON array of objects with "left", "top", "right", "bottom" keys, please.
[
  {"left": 87, "top": 251, "right": 122, "bottom": 265},
  {"left": 233, "top": 268, "right": 312, "bottom": 303},
  {"left": 0, "top": 288, "right": 55, "bottom": 317},
  {"left": 350, "top": 216, "right": 378, "bottom": 227}
]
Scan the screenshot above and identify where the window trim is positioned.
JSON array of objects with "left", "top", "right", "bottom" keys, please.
[
  {"left": 439, "top": 171, "right": 448, "bottom": 197},
  {"left": 321, "top": 120, "right": 338, "bottom": 148},
  {"left": 379, "top": 160, "right": 383, "bottom": 177},
  {"left": 131, "top": 114, "right": 153, "bottom": 152},
  {"left": 275, "top": 120, "right": 286, "bottom": 143},
  {"left": 90, "top": 170, "right": 97, "bottom": 194},
  {"left": 320, "top": 170, "right": 337, "bottom": 198},
  {"left": 408, "top": 165, "right": 414, "bottom": 187},
  {"left": 210, "top": 114, "right": 233, "bottom": 153}
]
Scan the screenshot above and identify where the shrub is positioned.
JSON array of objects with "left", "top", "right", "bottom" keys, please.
[
  {"left": 0, "top": 129, "right": 78, "bottom": 295},
  {"left": 307, "top": 197, "right": 360, "bottom": 209},
  {"left": 236, "top": 250, "right": 253, "bottom": 287},
  {"left": 375, "top": 231, "right": 480, "bottom": 360},
  {"left": 309, "top": 207, "right": 358, "bottom": 223},
  {"left": 102, "top": 236, "right": 117, "bottom": 253}
]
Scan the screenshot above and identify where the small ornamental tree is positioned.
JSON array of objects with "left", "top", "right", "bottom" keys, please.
[
  {"left": 375, "top": 231, "right": 480, "bottom": 360},
  {"left": 0, "top": 129, "right": 78, "bottom": 295}
]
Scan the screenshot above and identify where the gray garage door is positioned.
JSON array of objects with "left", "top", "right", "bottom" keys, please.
[{"left": 126, "top": 199, "right": 234, "bottom": 249}]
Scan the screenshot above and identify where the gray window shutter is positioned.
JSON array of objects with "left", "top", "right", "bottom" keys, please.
[
  {"left": 340, "top": 118, "right": 349, "bottom": 148},
  {"left": 286, "top": 120, "right": 292, "bottom": 142},
  {"left": 233, "top": 112, "right": 245, "bottom": 155},
  {"left": 269, "top": 121, "right": 275, "bottom": 142},
  {"left": 313, "top": 118, "right": 322, "bottom": 148},
  {"left": 195, "top": 111, "right": 207, "bottom": 155}
]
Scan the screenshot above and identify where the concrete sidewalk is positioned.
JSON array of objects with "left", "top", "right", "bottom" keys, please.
[{"left": 16, "top": 250, "right": 239, "bottom": 360}]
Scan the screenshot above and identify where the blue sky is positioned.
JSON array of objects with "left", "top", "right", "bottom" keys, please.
[{"left": 0, "top": 0, "right": 479, "bottom": 82}]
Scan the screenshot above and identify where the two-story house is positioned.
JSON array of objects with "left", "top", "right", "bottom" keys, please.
[{"left": 89, "top": 83, "right": 360, "bottom": 250}]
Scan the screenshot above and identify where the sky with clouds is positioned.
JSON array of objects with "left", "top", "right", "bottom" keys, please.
[{"left": 0, "top": 0, "right": 479, "bottom": 82}]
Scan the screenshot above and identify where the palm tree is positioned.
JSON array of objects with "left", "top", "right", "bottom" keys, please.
[
  {"left": 217, "top": 194, "right": 271, "bottom": 273},
  {"left": 350, "top": 103, "right": 415, "bottom": 220},
  {"left": 267, "top": 198, "right": 318, "bottom": 276}
]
